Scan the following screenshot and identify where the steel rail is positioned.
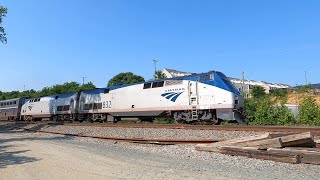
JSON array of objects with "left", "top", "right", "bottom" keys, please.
[
  {"left": 18, "top": 127, "right": 221, "bottom": 145},
  {"left": 8, "top": 121, "right": 320, "bottom": 133},
  {"left": 61, "top": 123, "right": 320, "bottom": 133}
]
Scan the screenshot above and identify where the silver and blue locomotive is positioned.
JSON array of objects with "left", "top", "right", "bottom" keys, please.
[{"left": 0, "top": 70, "right": 245, "bottom": 124}]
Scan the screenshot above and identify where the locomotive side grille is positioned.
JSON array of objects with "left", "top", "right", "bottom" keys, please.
[{"left": 165, "top": 80, "right": 183, "bottom": 86}]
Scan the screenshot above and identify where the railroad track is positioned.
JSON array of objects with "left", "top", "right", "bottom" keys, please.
[
  {"left": 3, "top": 121, "right": 320, "bottom": 133},
  {"left": 3, "top": 121, "right": 319, "bottom": 145},
  {"left": 17, "top": 127, "right": 221, "bottom": 145},
  {"left": 75, "top": 124, "right": 320, "bottom": 133}
]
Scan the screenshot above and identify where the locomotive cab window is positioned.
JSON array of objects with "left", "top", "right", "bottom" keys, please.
[
  {"left": 152, "top": 81, "right": 164, "bottom": 88},
  {"left": 143, "top": 83, "right": 152, "bottom": 89},
  {"left": 199, "top": 74, "right": 213, "bottom": 82},
  {"left": 104, "top": 89, "right": 110, "bottom": 94}
]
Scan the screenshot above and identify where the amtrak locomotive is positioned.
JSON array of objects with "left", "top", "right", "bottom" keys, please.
[{"left": 0, "top": 70, "right": 245, "bottom": 124}]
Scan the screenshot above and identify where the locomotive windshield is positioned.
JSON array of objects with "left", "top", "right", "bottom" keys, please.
[{"left": 216, "top": 72, "right": 241, "bottom": 95}]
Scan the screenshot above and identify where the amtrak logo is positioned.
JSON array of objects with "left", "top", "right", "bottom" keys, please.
[
  {"left": 28, "top": 106, "right": 33, "bottom": 111},
  {"left": 161, "top": 91, "right": 184, "bottom": 102}
]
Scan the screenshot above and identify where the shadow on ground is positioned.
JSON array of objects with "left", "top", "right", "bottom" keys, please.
[
  {"left": 0, "top": 145, "right": 40, "bottom": 169},
  {"left": 0, "top": 122, "right": 59, "bottom": 133},
  {"left": 0, "top": 123, "right": 75, "bottom": 169}
]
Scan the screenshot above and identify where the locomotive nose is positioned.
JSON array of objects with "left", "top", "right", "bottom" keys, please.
[{"left": 233, "top": 94, "right": 244, "bottom": 108}]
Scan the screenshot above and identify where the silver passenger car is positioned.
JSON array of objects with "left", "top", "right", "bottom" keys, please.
[{"left": 0, "top": 98, "right": 25, "bottom": 121}]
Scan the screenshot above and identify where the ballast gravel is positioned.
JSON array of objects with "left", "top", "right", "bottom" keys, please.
[
  {"left": 2, "top": 123, "right": 320, "bottom": 179},
  {"left": 20, "top": 123, "right": 263, "bottom": 140}
]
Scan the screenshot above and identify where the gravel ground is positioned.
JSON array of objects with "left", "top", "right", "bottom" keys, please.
[
  {"left": 1, "top": 124, "right": 320, "bottom": 179},
  {"left": 18, "top": 124, "right": 263, "bottom": 140}
]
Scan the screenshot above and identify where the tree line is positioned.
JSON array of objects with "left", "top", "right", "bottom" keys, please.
[
  {"left": 245, "top": 85, "right": 320, "bottom": 126},
  {"left": 0, "top": 82, "right": 96, "bottom": 100},
  {"left": 0, "top": 71, "right": 165, "bottom": 100}
]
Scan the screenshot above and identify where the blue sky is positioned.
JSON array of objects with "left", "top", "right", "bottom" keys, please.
[{"left": 1, "top": 0, "right": 320, "bottom": 92}]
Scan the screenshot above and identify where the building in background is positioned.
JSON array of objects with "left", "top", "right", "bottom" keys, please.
[
  {"left": 229, "top": 77, "right": 290, "bottom": 98},
  {"left": 162, "top": 68, "right": 291, "bottom": 98},
  {"left": 310, "top": 83, "right": 320, "bottom": 95},
  {"left": 162, "top": 69, "right": 194, "bottom": 78}
]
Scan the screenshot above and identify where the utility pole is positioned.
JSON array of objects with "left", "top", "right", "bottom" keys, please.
[
  {"left": 241, "top": 71, "right": 245, "bottom": 95},
  {"left": 81, "top": 77, "right": 87, "bottom": 85},
  {"left": 305, "top": 71, "right": 308, "bottom": 85},
  {"left": 153, "top": 59, "right": 158, "bottom": 79}
]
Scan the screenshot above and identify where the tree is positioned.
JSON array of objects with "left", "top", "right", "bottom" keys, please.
[
  {"left": 246, "top": 97, "right": 295, "bottom": 126},
  {"left": 270, "top": 88, "right": 288, "bottom": 104},
  {"left": 155, "top": 70, "right": 167, "bottom": 79},
  {"left": 251, "top": 86, "right": 266, "bottom": 98},
  {"left": 0, "top": 81, "right": 97, "bottom": 100},
  {"left": 297, "top": 84, "right": 311, "bottom": 93},
  {"left": 107, "top": 72, "right": 145, "bottom": 87},
  {"left": 80, "top": 81, "right": 96, "bottom": 91},
  {"left": 298, "top": 96, "right": 320, "bottom": 126},
  {"left": 0, "top": 5, "right": 7, "bottom": 44}
]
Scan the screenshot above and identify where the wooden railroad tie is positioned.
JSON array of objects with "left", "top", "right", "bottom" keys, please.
[{"left": 196, "top": 132, "right": 320, "bottom": 165}]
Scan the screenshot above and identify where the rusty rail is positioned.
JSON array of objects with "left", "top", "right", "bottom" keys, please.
[
  {"left": 8, "top": 121, "right": 320, "bottom": 133},
  {"left": 62, "top": 123, "right": 320, "bottom": 133},
  {"left": 18, "top": 127, "right": 221, "bottom": 145}
]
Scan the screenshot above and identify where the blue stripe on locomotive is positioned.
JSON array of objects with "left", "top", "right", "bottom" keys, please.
[
  {"left": 202, "top": 72, "right": 241, "bottom": 96},
  {"left": 80, "top": 70, "right": 241, "bottom": 96},
  {"left": 169, "top": 71, "right": 241, "bottom": 96}
]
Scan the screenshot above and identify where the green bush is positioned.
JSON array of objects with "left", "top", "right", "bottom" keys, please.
[
  {"left": 251, "top": 86, "right": 266, "bottom": 98},
  {"left": 249, "top": 98, "right": 275, "bottom": 125},
  {"left": 274, "top": 105, "right": 296, "bottom": 125},
  {"left": 246, "top": 97, "right": 295, "bottom": 126},
  {"left": 297, "top": 84, "right": 311, "bottom": 93},
  {"left": 298, "top": 96, "right": 320, "bottom": 126},
  {"left": 244, "top": 98, "right": 258, "bottom": 123},
  {"left": 270, "top": 89, "right": 288, "bottom": 104}
]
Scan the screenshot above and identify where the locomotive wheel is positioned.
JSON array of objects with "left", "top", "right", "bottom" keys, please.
[
  {"left": 29, "top": 116, "right": 34, "bottom": 122},
  {"left": 113, "top": 117, "right": 121, "bottom": 123},
  {"left": 51, "top": 115, "right": 58, "bottom": 122}
]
